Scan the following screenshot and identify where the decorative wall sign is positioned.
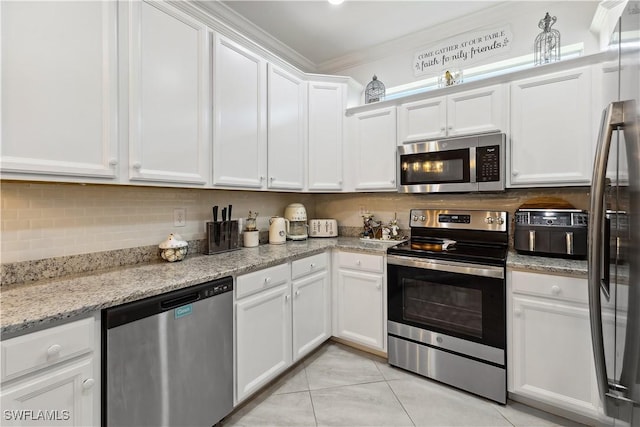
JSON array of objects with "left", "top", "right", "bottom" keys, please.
[{"left": 413, "top": 25, "right": 513, "bottom": 77}]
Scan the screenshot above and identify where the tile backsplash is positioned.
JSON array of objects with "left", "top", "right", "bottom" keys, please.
[
  {"left": 0, "top": 182, "right": 315, "bottom": 263},
  {"left": 1, "top": 181, "right": 589, "bottom": 264}
]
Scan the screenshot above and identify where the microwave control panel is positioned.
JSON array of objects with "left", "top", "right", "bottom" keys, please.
[{"left": 476, "top": 145, "right": 500, "bottom": 182}]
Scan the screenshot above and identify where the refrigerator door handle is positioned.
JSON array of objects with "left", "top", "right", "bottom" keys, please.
[{"left": 588, "top": 101, "right": 624, "bottom": 410}]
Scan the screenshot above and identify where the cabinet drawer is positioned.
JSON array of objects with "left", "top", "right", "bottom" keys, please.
[
  {"left": 511, "top": 270, "right": 587, "bottom": 303},
  {"left": 236, "top": 263, "right": 290, "bottom": 299},
  {"left": 1, "top": 317, "right": 94, "bottom": 382},
  {"left": 292, "top": 252, "right": 328, "bottom": 280},
  {"left": 337, "top": 251, "right": 384, "bottom": 273}
]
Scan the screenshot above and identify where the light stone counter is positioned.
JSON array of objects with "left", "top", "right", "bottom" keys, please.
[
  {"left": 507, "top": 251, "right": 587, "bottom": 277},
  {"left": 0, "top": 237, "right": 398, "bottom": 336},
  {"left": 2, "top": 238, "right": 589, "bottom": 337}
]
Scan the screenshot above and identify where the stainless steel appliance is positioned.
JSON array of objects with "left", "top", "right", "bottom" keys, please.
[
  {"left": 284, "top": 203, "right": 308, "bottom": 240},
  {"left": 514, "top": 208, "right": 588, "bottom": 259},
  {"left": 387, "top": 209, "right": 508, "bottom": 404},
  {"left": 588, "top": 3, "right": 640, "bottom": 425},
  {"left": 397, "top": 132, "right": 505, "bottom": 193},
  {"left": 103, "top": 277, "right": 233, "bottom": 427}
]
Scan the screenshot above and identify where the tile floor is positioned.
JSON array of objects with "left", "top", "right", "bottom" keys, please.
[{"left": 222, "top": 341, "right": 586, "bottom": 427}]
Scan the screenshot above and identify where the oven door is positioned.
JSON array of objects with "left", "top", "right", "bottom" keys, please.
[{"left": 387, "top": 255, "right": 505, "bottom": 351}]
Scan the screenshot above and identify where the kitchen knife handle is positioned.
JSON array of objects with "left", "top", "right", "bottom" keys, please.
[
  {"left": 213, "top": 206, "right": 218, "bottom": 222},
  {"left": 228, "top": 204, "right": 232, "bottom": 220}
]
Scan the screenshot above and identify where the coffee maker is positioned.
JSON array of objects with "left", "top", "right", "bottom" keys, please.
[{"left": 284, "top": 203, "right": 308, "bottom": 240}]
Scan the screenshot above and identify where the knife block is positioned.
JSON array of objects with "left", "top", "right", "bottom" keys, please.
[{"left": 205, "top": 220, "right": 240, "bottom": 255}]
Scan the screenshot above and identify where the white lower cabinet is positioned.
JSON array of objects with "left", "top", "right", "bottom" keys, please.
[
  {"left": 0, "top": 316, "right": 100, "bottom": 427},
  {"left": 333, "top": 251, "right": 386, "bottom": 352},
  {"left": 508, "top": 270, "right": 600, "bottom": 421},
  {"left": 236, "top": 282, "right": 292, "bottom": 402},
  {"left": 235, "top": 252, "right": 330, "bottom": 403}
]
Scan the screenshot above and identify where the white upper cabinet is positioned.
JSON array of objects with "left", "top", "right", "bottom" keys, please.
[
  {"left": 267, "top": 64, "right": 307, "bottom": 190},
  {"left": 348, "top": 107, "right": 397, "bottom": 191},
  {"left": 307, "top": 81, "right": 345, "bottom": 191},
  {"left": 397, "top": 84, "right": 505, "bottom": 144},
  {"left": 212, "top": 34, "right": 267, "bottom": 189},
  {"left": 128, "top": 1, "right": 210, "bottom": 186},
  {"left": 510, "top": 67, "right": 592, "bottom": 187},
  {"left": 397, "top": 96, "right": 447, "bottom": 142},
  {"left": 446, "top": 85, "right": 506, "bottom": 137},
  {"left": 1, "top": 1, "right": 118, "bottom": 181}
]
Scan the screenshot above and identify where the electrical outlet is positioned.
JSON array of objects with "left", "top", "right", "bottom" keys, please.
[{"left": 173, "top": 208, "right": 186, "bottom": 227}]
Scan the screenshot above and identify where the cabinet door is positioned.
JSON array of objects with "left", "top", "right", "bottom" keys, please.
[
  {"left": 292, "top": 270, "right": 330, "bottom": 361},
  {"left": 267, "top": 65, "right": 306, "bottom": 190},
  {"left": 308, "top": 82, "right": 344, "bottom": 191},
  {"left": 236, "top": 284, "right": 291, "bottom": 402},
  {"left": 0, "top": 358, "right": 95, "bottom": 427},
  {"left": 335, "top": 269, "right": 385, "bottom": 351},
  {"left": 128, "top": 1, "right": 209, "bottom": 186},
  {"left": 396, "top": 96, "right": 447, "bottom": 144},
  {"left": 447, "top": 84, "right": 505, "bottom": 137},
  {"left": 213, "top": 34, "right": 267, "bottom": 188},
  {"left": 351, "top": 107, "right": 397, "bottom": 191},
  {"left": 1, "top": 1, "right": 118, "bottom": 181},
  {"left": 511, "top": 296, "right": 599, "bottom": 418},
  {"left": 510, "top": 67, "right": 592, "bottom": 186}
]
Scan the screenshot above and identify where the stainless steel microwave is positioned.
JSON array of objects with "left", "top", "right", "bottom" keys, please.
[{"left": 397, "top": 132, "right": 505, "bottom": 193}]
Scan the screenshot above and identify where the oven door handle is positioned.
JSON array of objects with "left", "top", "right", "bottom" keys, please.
[{"left": 387, "top": 255, "right": 504, "bottom": 279}]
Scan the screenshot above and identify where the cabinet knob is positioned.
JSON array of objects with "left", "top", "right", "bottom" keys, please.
[
  {"left": 260, "top": 176, "right": 265, "bottom": 181},
  {"left": 512, "top": 170, "right": 519, "bottom": 177},
  {"left": 448, "top": 125, "right": 453, "bottom": 130},
  {"left": 295, "top": 290, "right": 300, "bottom": 297},
  {"left": 264, "top": 277, "right": 271, "bottom": 284},
  {"left": 440, "top": 126, "right": 446, "bottom": 131},
  {"left": 285, "top": 294, "right": 290, "bottom": 301},
  {"left": 132, "top": 162, "right": 142, "bottom": 170},
  {"left": 514, "top": 309, "right": 523, "bottom": 317},
  {"left": 551, "top": 285, "right": 561, "bottom": 295},
  {"left": 82, "top": 378, "right": 95, "bottom": 390},
  {"left": 310, "top": 263, "right": 315, "bottom": 269},
  {"left": 376, "top": 283, "right": 381, "bottom": 290},
  {"left": 269, "top": 177, "right": 274, "bottom": 182},
  {"left": 46, "top": 344, "right": 62, "bottom": 358},
  {"left": 109, "top": 159, "right": 118, "bottom": 167},
  {"left": 356, "top": 260, "right": 361, "bottom": 266},
  {"left": 390, "top": 179, "right": 395, "bottom": 184}
]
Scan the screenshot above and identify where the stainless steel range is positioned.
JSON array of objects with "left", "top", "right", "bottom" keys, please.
[{"left": 387, "top": 209, "right": 508, "bottom": 404}]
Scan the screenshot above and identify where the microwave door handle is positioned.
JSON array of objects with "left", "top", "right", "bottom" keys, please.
[
  {"left": 469, "top": 147, "right": 477, "bottom": 183},
  {"left": 588, "top": 101, "right": 623, "bottom": 415}
]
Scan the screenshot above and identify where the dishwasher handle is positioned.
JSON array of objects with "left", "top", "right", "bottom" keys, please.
[{"left": 160, "top": 292, "right": 200, "bottom": 310}]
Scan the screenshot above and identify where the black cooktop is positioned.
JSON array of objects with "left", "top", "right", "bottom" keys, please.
[{"left": 387, "top": 238, "right": 508, "bottom": 266}]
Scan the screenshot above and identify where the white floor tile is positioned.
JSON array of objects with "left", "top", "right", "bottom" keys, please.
[
  {"left": 311, "top": 381, "right": 414, "bottom": 427},
  {"left": 223, "top": 391, "right": 316, "bottom": 427},
  {"left": 304, "top": 343, "right": 384, "bottom": 390}
]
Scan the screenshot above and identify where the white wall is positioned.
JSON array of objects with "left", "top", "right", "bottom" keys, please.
[{"left": 333, "top": 1, "right": 600, "bottom": 90}]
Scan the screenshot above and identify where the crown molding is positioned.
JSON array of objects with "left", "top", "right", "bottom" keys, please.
[
  {"left": 189, "top": 0, "right": 318, "bottom": 72},
  {"left": 590, "top": 0, "right": 628, "bottom": 49}
]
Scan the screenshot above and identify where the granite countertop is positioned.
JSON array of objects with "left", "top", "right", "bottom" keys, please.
[
  {"left": 0, "top": 237, "right": 397, "bottom": 336},
  {"left": 507, "top": 251, "right": 587, "bottom": 277},
  {"left": 1, "top": 238, "right": 588, "bottom": 337}
]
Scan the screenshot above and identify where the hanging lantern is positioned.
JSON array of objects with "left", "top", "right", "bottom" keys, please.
[
  {"left": 365, "top": 75, "right": 385, "bottom": 104},
  {"left": 534, "top": 12, "right": 561, "bottom": 65}
]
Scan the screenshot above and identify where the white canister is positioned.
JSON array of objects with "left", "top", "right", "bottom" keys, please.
[
  {"left": 243, "top": 230, "right": 259, "bottom": 247},
  {"left": 269, "top": 216, "right": 287, "bottom": 244}
]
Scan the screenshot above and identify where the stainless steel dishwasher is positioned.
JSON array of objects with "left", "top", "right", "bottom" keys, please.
[{"left": 103, "top": 276, "right": 233, "bottom": 427}]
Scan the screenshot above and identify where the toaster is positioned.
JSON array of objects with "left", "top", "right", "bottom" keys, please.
[
  {"left": 309, "top": 219, "right": 338, "bottom": 237},
  {"left": 514, "top": 209, "right": 588, "bottom": 259}
]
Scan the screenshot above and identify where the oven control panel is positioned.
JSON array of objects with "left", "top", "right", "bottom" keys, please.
[{"left": 409, "top": 209, "right": 507, "bottom": 231}]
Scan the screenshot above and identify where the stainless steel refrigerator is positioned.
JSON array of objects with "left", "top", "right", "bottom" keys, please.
[{"left": 589, "top": 2, "right": 640, "bottom": 426}]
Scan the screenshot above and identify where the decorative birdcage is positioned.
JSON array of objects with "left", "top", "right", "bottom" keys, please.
[
  {"left": 534, "top": 12, "right": 561, "bottom": 65},
  {"left": 365, "top": 75, "right": 385, "bottom": 104}
]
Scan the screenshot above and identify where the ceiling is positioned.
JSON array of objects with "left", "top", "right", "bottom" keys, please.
[{"left": 204, "top": 1, "right": 506, "bottom": 70}]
